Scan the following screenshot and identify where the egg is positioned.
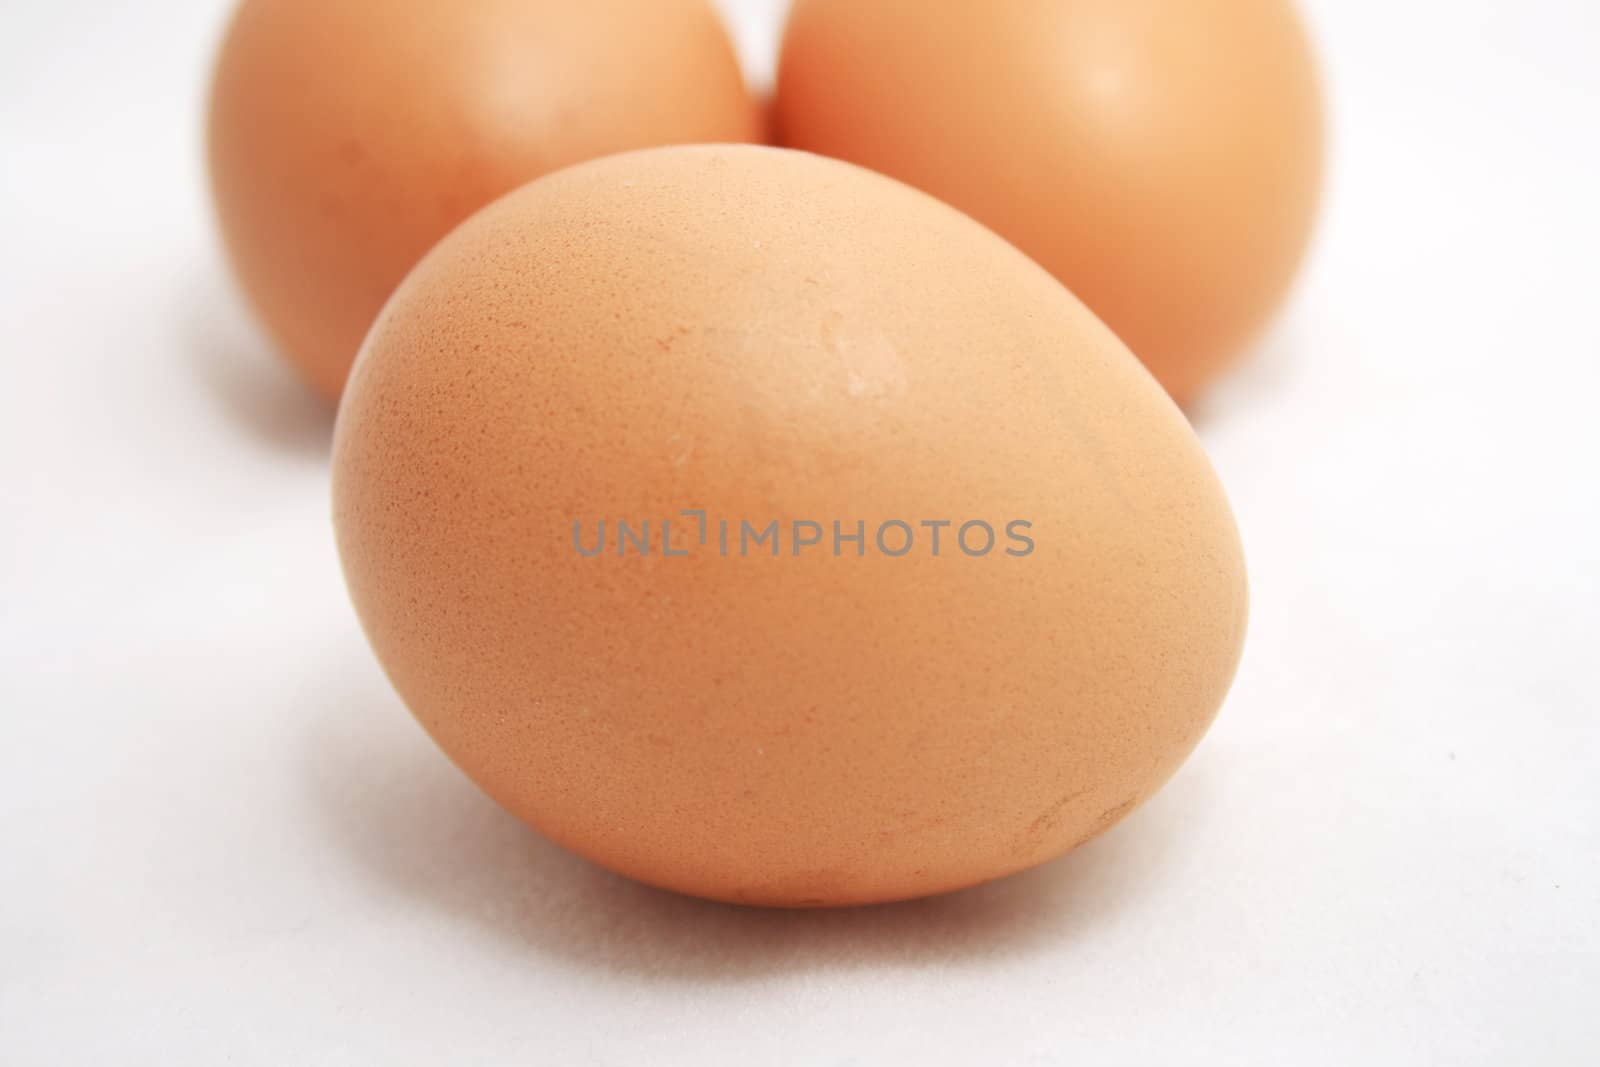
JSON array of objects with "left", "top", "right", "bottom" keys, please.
[
  {"left": 775, "top": 0, "right": 1325, "bottom": 404},
  {"left": 207, "top": 0, "right": 758, "bottom": 400},
  {"left": 332, "top": 145, "right": 1248, "bottom": 906}
]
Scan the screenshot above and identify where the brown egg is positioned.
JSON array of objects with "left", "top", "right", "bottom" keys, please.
[
  {"left": 332, "top": 145, "right": 1248, "bottom": 906},
  {"left": 776, "top": 0, "right": 1325, "bottom": 404},
  {"left": 207, "top": 0, "right": 758, "bottom": 401}
]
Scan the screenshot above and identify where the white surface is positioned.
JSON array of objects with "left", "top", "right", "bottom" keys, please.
[{"left": 3, "top": 1, "right": 1597, "bottom": 1063}]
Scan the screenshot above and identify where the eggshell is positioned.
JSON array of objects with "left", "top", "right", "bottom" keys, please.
[
  {"left": 207, "top": 0, "right": 757, "bottom": 400},
  {"left": 776, "top": 0, "right": 1325, "bottom": 404},
  {"left": 332, "top": 145, "right": 1248, "bottom": 906}
]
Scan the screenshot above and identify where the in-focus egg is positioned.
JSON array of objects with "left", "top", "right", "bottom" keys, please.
[
  {"left": 207, "top": 0, "right": 758, "bottom": 400},
  {"left": 332, "top": 145, "right": 1248, "bottom": 906},
  {"left": 776, "top": 0, "right": 1325, "bottom": 404}
]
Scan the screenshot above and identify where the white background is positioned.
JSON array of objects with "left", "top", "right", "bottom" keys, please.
[{"left": 3, "top": 1, "right": 1597, "bottom": 1063}]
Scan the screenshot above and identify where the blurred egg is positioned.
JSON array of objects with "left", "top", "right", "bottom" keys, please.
[
  {"left": 332, "top": 145, "right": 1247, "bottom": 906},
  {"left": 207, "top": 0, "right": 758, "bottom": 400},
  {"left": 776, "top": 0, "right": 1325, "bottom": 404},
  {"left": 757, "top": 92, "right": 781, "bottom": 145}
]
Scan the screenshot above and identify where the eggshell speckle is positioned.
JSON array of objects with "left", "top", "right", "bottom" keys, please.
[{"left": 332, "top": 145, "right": 1248, "bottom": 906}]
